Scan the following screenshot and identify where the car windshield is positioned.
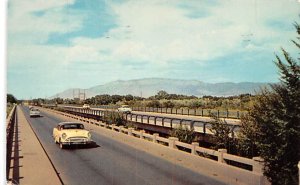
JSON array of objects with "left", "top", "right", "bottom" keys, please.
[
  {"left": 122, "top": 105, "right": 129, "bottom": 108},
  {"left": 31, "top": 108, "right": 39, "bottom": 111},
  {"left": 62, "top": 124, "right": 84, "bottom": 129}
]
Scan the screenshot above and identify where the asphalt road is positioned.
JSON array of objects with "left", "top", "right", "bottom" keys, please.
[{"left": 20, "top": 106, "right": 225, "bottom": 185}]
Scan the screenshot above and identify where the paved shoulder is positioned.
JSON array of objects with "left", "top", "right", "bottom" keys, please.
[{"left": 17, "top": 106, "right": 62, "bottom": 185}]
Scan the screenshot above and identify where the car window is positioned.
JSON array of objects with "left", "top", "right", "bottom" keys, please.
[
  {"left": 122, "top": 105, "right": 129, "bottom": 108},
  {"left": 62, "top": 124, "right": 84, "bottom": 129},
  {"left": 31, "top": 108, "right": 39, "bottom": 111}
]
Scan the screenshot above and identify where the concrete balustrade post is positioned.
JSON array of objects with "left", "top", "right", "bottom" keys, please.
[
  {"left": 191, "top": 142, "right": 199, "bottom": 155},
  {"left": 252, "top": 157, "right": 264, "bottom": 174},
  {"left": 168, "top": 137, "right": 179, "bottom": 149},
  {"left": 252, "top": 157, "right": 271, "bottom": 184},
  {"left": 153, "top": 133, "right": 159, "bottom": 143},
  {"left": 217, "top": 149, "right": 227, "bottom": 163},
  {"left": 139, "top": 130, "right": 145, "bottom": 138},
  {"left": 119, "top": 126, "right": 124, "bottom": 133},
  {"left": 128, "top": 128, "right": 133, "bottom": 136},
  {"left": 111, "top": 124, "right": 116, "bottom": 131}
]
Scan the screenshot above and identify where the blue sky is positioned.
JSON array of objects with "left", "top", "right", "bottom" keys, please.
[{"left": 7, "top": 0, "right": 300, "bottom": 99}]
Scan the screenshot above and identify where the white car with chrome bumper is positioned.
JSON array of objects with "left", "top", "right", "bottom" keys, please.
[
  {"left": 53, "top": 122, "right": 92, "bottom": 149},
  {"left": 82, "top": 104, "right": 90, "bottom": 109},
  {"left": 30, "top": 108, "right": 40, "bottom": 117},
  {"left": 117, "top": 105, "right": 132, "bottom": 113}
]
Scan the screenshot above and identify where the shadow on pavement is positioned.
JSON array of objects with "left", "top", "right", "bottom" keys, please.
[{"left": 63, "top": 141, "right": 100, "bottom": 150}]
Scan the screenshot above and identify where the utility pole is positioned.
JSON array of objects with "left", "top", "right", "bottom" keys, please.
[{"left": 77, "top": 89, "right": 86, "bottom": 101}]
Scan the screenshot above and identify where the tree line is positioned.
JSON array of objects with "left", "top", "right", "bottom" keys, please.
[{"left": 30, "top": 91, "right": 254, "bottom": 111}]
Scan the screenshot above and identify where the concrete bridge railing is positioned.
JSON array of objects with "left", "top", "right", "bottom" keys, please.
[
  {"left": 96, "top": 105, "right": 248, "bottom": 119},
  {"left": 57, "top": 105, "right": 240, "bottom": 138},
  {"left": 6, "top": 104, "right": 17, "bottom": 137},
  {"left": 6, "top": 104, "right": 17, "bottom": 181}
]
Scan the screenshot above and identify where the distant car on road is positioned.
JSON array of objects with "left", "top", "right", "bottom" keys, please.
[
  {"left": 82, "top": 104, "right": 90, "bottom": 109},
  {"left": 53, "top": 122, "right": 92, "bottom": 149},
  {"left": 117, "top": 105, "right": 132, "bottom": 113},
  {"left": 29, "top": 108, "right": 40, "bottom": 117}
]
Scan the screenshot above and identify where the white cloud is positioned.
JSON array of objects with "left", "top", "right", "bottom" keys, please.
[
  {"left": 7, "top": 0, "right": 300, "bottom": 98},
  {"left": 58, "top": 0, "right": 299, "bottom": 67},
  {"left": 7, "top": 0, "right": 299, "bottom": 68},
  {"left": 8, "top": 0, "right": 83, "bottom": 45}
]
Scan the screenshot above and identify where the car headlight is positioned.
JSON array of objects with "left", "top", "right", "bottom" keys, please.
[
  {"left": 87, "top": 132, "right": 91, "bottom": 139},
  {"left": 62, "top": 133, "right": 67, "bottom": 139}
]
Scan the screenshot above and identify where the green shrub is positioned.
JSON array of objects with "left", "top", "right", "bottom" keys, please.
[
  {"left": 103, "top": 111, "right": 126, "bottom": 126},
  {"left": 170, "top": 125, "right": 196, "bottom": 144},
  {"left": 209, "top": 115, "right": 237, "bottom": 152}
]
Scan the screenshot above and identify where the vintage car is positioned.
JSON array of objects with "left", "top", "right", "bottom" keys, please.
[
  {"left": 117, "top": 105, "right": 132, "bottom": 113},
  {"left": 82, "top": 104, "right": 90, "bottom": 109},
  {"left": 53, "top": 122, "right": 92, "bottom": 149},
  {"left": 29, "top": 108, "right": 40, "bottom": 117}
]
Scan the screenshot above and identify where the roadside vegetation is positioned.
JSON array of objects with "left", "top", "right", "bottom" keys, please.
[
  {"left": 6, "top": 94, "right": 17, "bottom": 117},
  {"left": 170, "top": 125, "right": 197, "bottom": 144},
  {"left": 31, "top": 92, "right": 254, "bottom": 113},
  {"left": 209, "top": 115, "right": 237, "bottom": 152},
  {"left": 103, "top": 111, "right": 126, "bottom": 126},
  {"left": 238, "top": 23, "right": 299, "bottom": 185}
]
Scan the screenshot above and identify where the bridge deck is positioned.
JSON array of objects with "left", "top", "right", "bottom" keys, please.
[{"left": 7, "top": 106, "right": 61, "bottom": 185}]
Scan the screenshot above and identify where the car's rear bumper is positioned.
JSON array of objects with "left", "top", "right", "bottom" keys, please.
[{"left": 30, "top": 114, "right": 40, "bottom": 117}]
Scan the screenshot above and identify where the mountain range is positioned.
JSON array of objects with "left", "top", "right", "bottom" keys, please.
[{"left": 51, "top": 78, "right": 270, "bottom": 99}]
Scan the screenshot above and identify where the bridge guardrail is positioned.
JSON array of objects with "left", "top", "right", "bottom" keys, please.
[
  {"left": 6, "top": 104, "right": 17, "bottom": 139},
  {"left": 131, "top": 107, "right": 248, "bottom": 119},
  {"left": 108, "top": 124, "right": 262, "bottom": 173},
  {"left": 95, "top": 105, "right": 247, "bottom": 119},
  {"left": 61, "top": 104, "right": 248, "bottom": 119},
  {"left": 6, "top": 104, "right": 17, "bottom": 181},
  {"left": 56, "top": 105, "right": 240, "bottom": 137}
]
